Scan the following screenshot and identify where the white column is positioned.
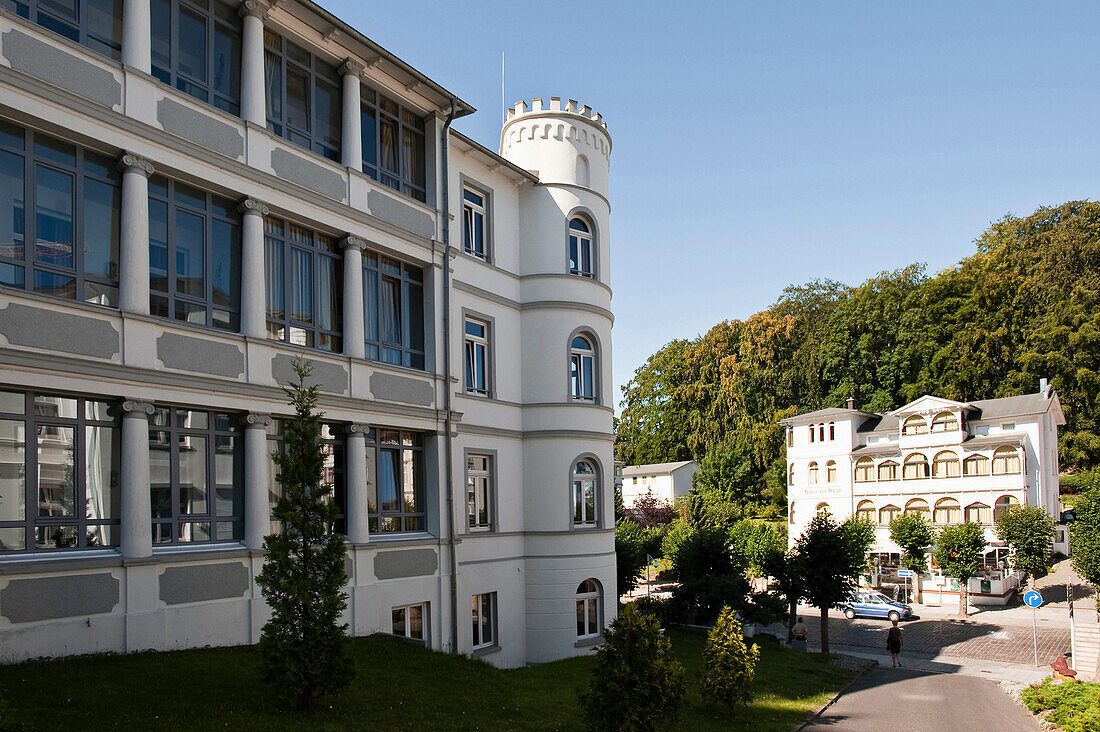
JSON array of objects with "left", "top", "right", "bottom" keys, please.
[
  {"left": 341, "top": 235, "right": 365, "bottom": 359},
  {"left": 239, "top": 0, "right": 270, "bottom": 127},
  {"left": 238, "top": 198, "right": 269, "bottom": 339},
  {"left": 122, "top": 0, "right": 151, "bottom": 73},
  {"left": 244, "top": 413, "right": 273, "bottom": 551},
  {"left": 121, "top": 400, "right": 154, "bottom": 559},
  {"left": 118, "top": 154, "right": 154, "bottom": 315},
  {"left": 346, "top": 424, "right": 369, "bottom": 544},
  {"left": 340, "top": 61, "right": 363, "bottom": 170}
]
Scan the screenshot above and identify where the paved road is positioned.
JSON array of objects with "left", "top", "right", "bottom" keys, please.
[{"left": 804, "top": 666, "right": 1040, "bottom": 732}]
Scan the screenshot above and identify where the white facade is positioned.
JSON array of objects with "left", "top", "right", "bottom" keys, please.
[
  {"left": 621, "top": 461, "right": 698, "bottom": 508},
  {"left": 0, "top": 0, "right": 614, "bottom": 667}
]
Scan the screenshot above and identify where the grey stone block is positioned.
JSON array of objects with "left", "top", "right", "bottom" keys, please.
[
  {"left": 157, "top": 332, "right": 244, "bottom": 377},
  {"left": 1, "top": 29, "right": 121, "bottom": 107},
  {"left": 270, "top": 148, "right": 345, "bottom": 200},
  {"left": 374, "top": 548, "right": 437, "bottom": 579},
  {"left": 158, "top": 562, "right": 249, "bottom": 605},
  {"left": 271, "top": 354, "right": 348, "bottom": 394},
  {"left": 370, "top": 371, "right": 433, "bottom": 407},
  {"left": 1, "top": 573, "right": 119, "bottom": 623},
  {"left": 157, "top": 98, "right": 244, "bottom": 159},
  {"left": 368, "top": 189, "right": 435, "bottom": 239},
  {"left": 0, "top": 302, "right": 119, "bottom": 358}
]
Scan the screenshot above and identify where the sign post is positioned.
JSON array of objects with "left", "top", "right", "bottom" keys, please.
[
  {"left": 898, "top": 569, "right": 915, "bottom": 604},
  {"left": 1024, "top": 590, "right": 1044, "bottom": 667}
]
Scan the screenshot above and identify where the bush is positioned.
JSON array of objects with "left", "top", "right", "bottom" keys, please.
[
  {"left": 729, "top": 520, "right": 785, "bottom": 578},
  {"left": 700, "top": 606, "right": 759, "bottom": 714},
  {"left": 661, "top": 521, "right": 692, "bottom": 565},
  {"left": 1022, "top": 678, "right": 1100, "bottom": 732},
  {"left": 628, "top": 595, "right": 676, "bottom": 626},
  {"left": 616, "top": 519, "right": 647, "bottom": 597},
  {"left": 577, "top": 604, "right": 687, "bottom": 732},
  {"left": 642, "top": 524, "right": 670, "bottom": 559}
]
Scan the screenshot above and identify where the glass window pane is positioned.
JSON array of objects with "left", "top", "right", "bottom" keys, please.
[
  {"left": 378, "top": 448, "right": 398, "bottom": 512},
  {"left": 174, "top": 210, "right": 205, "bottom": 297},
  {"left": 289, "top": 247, "right": 312, "bottom": 325},
  {"left": 314, "top": 80, "right": 340, "bottom": 149},
  {"left": 37, "top": 424, "right": 75, "bottom": 517},
  {"left": 286, "top": 67, "right": 310, "bottom": 134},
  {"left": 317, "top": 255, "right": 338, "bottom": 333},
  {"left": 85, "top": 425, "right": 119, "bottom": 520},
  {"left": 178, "top": 7, "right": 207, "bottom": 83},
  {"left": 360, "top": 105, "right": 376, "bottom": 168},
  {"left": 149, "top": 199, "right": 169, "bottom": 293},
  {"left": 408, "top": 604, "right": 423, "bottom": 640},
  {"left": 0, "top": 418, "right": 26, "bottom": 522},
  {"left": 265, "top": 235, "right": 284, "bottom": 320},
  {"left": 82, "top": 177, "right": 120, "bottom": 281},
  {"left": 379, "top": 117, "right": 398, "bottom": 173},
  {"left": 363, "top": 267, "right": 378, "bottom": 342},
  {"left": 178, "top": 434, "right": 207, "bottom": 514},
  {"left": 380, "top": 278, "right": 399, "bottom": 344},
  {"left": 150, "top": 0, "right": 171, "bottom": 72},
  {"left": 210, "top": 218, "right": 239, "bottom": 308},
  {"left": 392, "top": 607, "right": 405, "bottom": 636},
  {"left": 35, "top": 165, "right": 74, "bottom": 268},
  {"left": 0, "top": 149, "right": 25, "bottom": 263},
  {"left": 212, "top": 23, "right": 241, "bottom": 104},
  {"left": 33, "top": 270, "right": 75, "bottom": 300},
  {"left": 264, "top": 49, "right": 282, "bottom": 125}
]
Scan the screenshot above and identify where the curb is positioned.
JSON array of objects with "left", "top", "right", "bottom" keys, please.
[{"left": 794, "top": 657, "right": 878, "bottom": 731}]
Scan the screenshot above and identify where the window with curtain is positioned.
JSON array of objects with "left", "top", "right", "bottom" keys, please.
[
  {"left": 931, "top": 451, "right": 960, "bottom": 478},
  {"left": 0, "top": 121, "right": 120, "bottom": 306},
  {"left": 466, "top": 453, "right": 492, "bottom": 531},
  {"left": 878, "top": 461, "right": 899, "bottom": 481},
  {"left": 992, "top": 447, "right": 1021, "bottom": 475},
  {"left": 903, "top": 453, "right": 929, "bottom": 479},
  {"left": 568, "top": 216, "right": 593, "bottom": 277},
  {"left": 825, "top": 460, "right": 836, "bottom": 483},
  {"left": 965, "top": 502, "right": 991, "bottom": 524},
  {"left": 264, "top": 30, "right": 341, "bottom": 161},
  {"left": 570, "top": 334, "right": 596, "bottom": 402},
  {"left": 931, "top": 412, "right": 959, "bottom": 432},
  {"left": 856, "top": 500, "right": 876, "bottom": 522},
  {"left": 2, "top": 0, "right": 122, "bottom": 60},
  {"left": 363, "top": 253, "right": 424, "bottom": 369},
  {"left": 263, "top": 217, "right": 342, "bottom": 352},
  {"left": 902, "top": 416, "right": 928, "bottom": 435},
  {"left": 854, "top": 458, "right": 874, "bottom": 482},
  {"left": 807, "top": 461, "right": 818, "bottom": 484},
  {"left": 572, "top": 459, "right": 598, "bottom": 527},
  {"left": 150, "top": 0, "right": 241, "bottom": 115},
  {"left": 366, "top": 429, "right": 424, "bottom": 533},
  {"left": 360, "top": 87, "right": 426, "bottom": 202},
  {"left": 993, "top": 495, "right": 1018, "bottom": 521},
  {"left": 934, "top": 498, "right": 961, "bottom": 525},
  {"left": 904, "top": 498, "right": 929, "bottom": 517},
  {"left": 963, "top": 455, "right": 989, "bottom": 476},
  {"left": 879, "top": 504, "right": 900, "bottom": 524}
]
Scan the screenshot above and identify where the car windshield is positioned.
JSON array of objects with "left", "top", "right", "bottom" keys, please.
[{"left": 870, "top": 593, "right": 893, "bottom": 604}]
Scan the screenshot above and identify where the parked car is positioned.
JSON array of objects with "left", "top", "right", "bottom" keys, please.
[{"left": 842, "top": 591, "right": 912, "bottom": 622}]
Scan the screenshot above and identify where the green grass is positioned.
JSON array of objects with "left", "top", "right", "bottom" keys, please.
[
  {"left": 1021, "top": 678, "right": 1100, "bottom": 732},
  {"left": 0, "top": 628, "right": 854, "bottom": 731}
]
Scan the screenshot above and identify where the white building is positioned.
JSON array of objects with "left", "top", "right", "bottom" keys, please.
[
  {"left": 0, "top": 0, "right": 615, "bottom": 667},
  {"left": 782, "top": 382, "right": 1067, "bottom": 603},
  {"left": 621, "top": 460, "right": 698, "bottom": 508}
]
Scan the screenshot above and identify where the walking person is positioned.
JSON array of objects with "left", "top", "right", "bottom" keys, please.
[{"left": 886, "top": 618, "right": 903, "bottom": 667}]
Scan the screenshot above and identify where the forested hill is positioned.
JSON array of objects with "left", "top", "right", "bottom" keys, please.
[{"left": 615, "top": 201, "right": 1100, "bottom": 513}]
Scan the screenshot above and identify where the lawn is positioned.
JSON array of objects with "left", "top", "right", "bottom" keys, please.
[{"left": 0, "top": 628, "right": 854, "bottom": 731}]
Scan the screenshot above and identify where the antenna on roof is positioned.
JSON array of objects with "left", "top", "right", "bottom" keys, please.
[{"left": 501, "top": 51, "right": 506, "bottom": 125}]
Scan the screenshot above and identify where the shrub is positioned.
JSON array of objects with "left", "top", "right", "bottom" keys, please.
[
  {"left": 616, "top": 519, "right": 648, "bottom": 597},
  {"left": 729, "top": 520, "right": 785, "bottom": 578},
  {"left": 628, "top": 595, "right": 676, "bottom": 626},
  {"left": 1022, "top": 678, "right": 1100, "bottom": 732},
  {"left": 577, "top": 604, "right": 687, "bottom": 732},
  {"left": 700, "top": 606, "right": 759, "bottom": 714}
]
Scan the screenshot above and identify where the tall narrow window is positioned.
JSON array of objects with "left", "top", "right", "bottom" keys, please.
[
  {"left": 150, "top": 0, "right": 241, "bottom": 114},
  {"left": 363, "top": 253, "right": 424, "bottom": 369},
  {"left": 568, "top": 216, "right": 593, "bottom": 277},
  {"left": 148, "top": 175, "right": 240, "bottom": 330},
  {"left": 360, "top": 86, "right": 426, "bottom": 201},
  {"left": 809, "top": 425, "right": 815, "bottom": 443},
  {"left": 0, "top": 122, "right": 121, "bottom": 306},
  {"left": 366, "top": 429, "right": 424, "bottom": 534},
  {"left": 825, "top": 460, "right": 836, "bottom": 483},
  {"left": 263, "top": 217, "right": 342, "bottom": 352},
  {"left": 829, "top": 422, "right": 835, "bottom": 440},
  {"left": 856, "top": 500, "right": 876, "bottom": 522},
  {"left": 471, "top": 592, "right": 496, "bottom": 649},
  {"left": 266, "top": 419, "right": 345, "bottom": 534},
  {"left": 264, "top": 30, "right": 341, "bottom": 161},
  {"left": 786, "top": 428, "right": 793, "bottom": 447},
  {"left": 5, "top": 0, "right": 122, "bottom": 60},
  {"left": 464, "top": 317, "right": 489, "bottom": 396},
  {"left": 462, "top": 187, "right": 487, "bottom": 259},
  {"left": 572, "top": 459, "right": 598, "bottom": 527},
  {"left": 466, "top": 453, "right": 492, "bottom": 531},
  {"left": 576, "top": 579, "right": 601, "bottom": 639},
  {"left": 807, "top": 461, "right": 818, "bottom": 484},
  {"left": 570, "top": 334, "right": 596, "bottom": 402}
]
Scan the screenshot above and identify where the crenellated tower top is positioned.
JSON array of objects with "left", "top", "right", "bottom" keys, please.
[{"left": 499, "top": 97, "right": 611, "bottom": 196}]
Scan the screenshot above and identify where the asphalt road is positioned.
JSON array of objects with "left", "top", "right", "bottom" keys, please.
[{"left": 803, "top": 666, "right": 1040, "bottom": 732}]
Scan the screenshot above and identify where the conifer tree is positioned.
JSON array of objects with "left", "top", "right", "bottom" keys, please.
[
  {"left": 700, "top": 605, "right": 759, "bottom": 714},
  {"left": 256, "top": 359, "right": 352, "bottom": 710}
]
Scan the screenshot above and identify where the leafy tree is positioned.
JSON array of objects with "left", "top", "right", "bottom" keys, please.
[
  {"left": 670, "top": 525, "right": 748, "bottom": 624},
  {"left": 729, "top": 520, "right": 785, "bottom": 578},
  {"left": 794, "top": 514, "right": 872, "bottom": 653},
  {"left": 889, "top": 512, "right": 934, "bottom": 601},
  {"left": 933, "top": 522, "right": 987, "bottom": 616},
  {"left": 256, "top": 360, "right": 352, "bottom": 710},
  {"left": 995, "top": 505, "right": 1055, "bottom": 586},
  {"left": 1071, "top": 484, "right": 1100, "bottom": 586},
  {"left": 616, "top": 519, "right": 647, "bottom": 597},
  {"left": 577, "top": 604, "right": 687, "bottom": 732},
  {"left": 660, "top": 521, "right": 693, "bottom": 565},
  {"left": 765, "top": 548, "right": 804, "bottom": 642},
  {"left": 700, "top": 606, "right": 759, "bottom": 714}
]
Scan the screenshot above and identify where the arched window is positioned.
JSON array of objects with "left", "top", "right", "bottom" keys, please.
[
  {"left": 570, "top": 334, "right": 597, "bottom": 402},
  {"left": 825, "top": 460, "right": 837, "bottom": 483},
  {"left": 568, "top": 217, "right": 594, "bottom": 278},
  {"left": 904, "top": 498, "right": 929, "bottom": 517},
  {"left": 819, "top": 424, "right": 826, "bottom": 442},
  {"left": 965, "top": 502, "right": 991, "bottom": 524},
  {"left": 934, "top": 498, "right": 961, "bottom": 524},
  {"left": 992, "top": 447, "right": 1021, "bottom": 475},
  {"left": 931, "top": 412, "right": 959, "bottom": 432},
  {"left": 787, "top": 428, "right": 793, "bottom": 448},
  {"left": 788, "top": 464, "right": 794, "bottom": 486},
  {"left": 809, "top": 425, "right": 815, "bottom": 443},
  {"left": 572, "top": 459, "right": 599, "bottom": 527},
  {"left": 808, "top": 461, "right": 818, "bottom": 484},
  {"left": 878, "top": 461, "right": 899, "bottom": 481},
  {"left": 816, "top": 502, "right": 830, "bottom": 516},
  {"left": 963, "top": 455, "right": 989, "bottom": 476},
  {"left": 993, "top": 494, "right": 1018, "bottom": 521},
  {"left": 931, "top": 451, "right": 960, "bottom": 478},
  {"left": 576, "top": 579, "right": 601, "bottom": 638},
  {"left": 789, "top": 502, "right": 795, "bottom": 524},
  {"left": 829, "top": 422, "right": 835, "bottom": 440},
  {"left": 856, "top": 500, "right": 876, "bottom": 522},
  {"left": 575, "top": 155, "right": 590, "bottom": 187},
  {"left": 902, "top": 415, "right": 928, "bottom": 436},
  {"left": 879, "top": 504, "right": 901, "bottom": 524},
  {"left": 903, "top": 453, "right": 929, "bottom": 480},
  {"left": 854, "top": 457, "right": 874, "bottom": 483}
]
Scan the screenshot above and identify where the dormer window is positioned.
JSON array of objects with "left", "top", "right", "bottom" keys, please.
[
  {"left": 931, "top": 412, "right": 959, "bottom": 433},
  {"left": 902, "top": 416, "right": 928, "bottom": 436}
]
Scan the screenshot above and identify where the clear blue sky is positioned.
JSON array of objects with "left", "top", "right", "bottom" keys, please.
[{"left": 325, "top": 0, "right": 1100, "bottom": 409}]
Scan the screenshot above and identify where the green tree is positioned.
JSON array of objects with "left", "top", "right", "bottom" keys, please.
[
  {"left": 616, "top": 519, "right": 647, "bottom": 598},
  {"left": 933, "top": 522, "right": 987, "bottom": 616},
  {"left": 888, "top": 512, "right": 934, "bottom": 601},
  {"left": 1071, "top": 484, "right": 1100, "bottom": 587},
  {"left": 794, "top": 514, "right": 873, "bottom": 653},
  {"left": 578, "top": 604, "right": 687, "bottom": 732},
  {"left": 256, "top": 360, "right": 352, "bottom": 710},
  {"left": 729, "top": 520, "right": 785, "bottom": 578},
  {"left": 700, "top": 606, "right": 760, "bottom": 714},
  {"left": 670, "top": 525, "right": 749, "bottom": 625},
  {"left": 995, "top": 505, "right": 1055, "bottom": 586},
  {"left": 765, "top": 548, "right": 804, "bottom": 642}
]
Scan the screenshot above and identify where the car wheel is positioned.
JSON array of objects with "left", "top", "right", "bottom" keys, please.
[
  {"left": 844, "top": 608, "right": 856, "bottom": 620},
  {"left": 888, "top": 611, "right": 900, "bottom": 622}
]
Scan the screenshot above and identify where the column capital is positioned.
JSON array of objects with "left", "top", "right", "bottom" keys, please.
[
  {"left": 238, "top": 198, "right": 270, "bottom": 217},
  {"left": 245, "top": 412, "right": 274, "bottom": 427},
  {"left": 348, "top": 423, "right": 371, "bottom": 435},
  {"left": 121, "top": 400, "right": 155, "bottom": 416},
  {"left": 340, "top": 59, "right": 366, "bottom": 79},
  {"left": 341, "top": 235, "right": 368, "bottom": 253},
  {"left": 118, "top": 154, "right": 155, "bottom": 178},
  {"left": 238, "top": 0, "right": 270, "bottom": 20}
]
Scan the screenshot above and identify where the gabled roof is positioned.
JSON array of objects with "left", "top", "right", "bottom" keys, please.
[
  {"left": 969, "top": 392, "right": 1065, "bottom": 425},
  {"left": 890, "top": 395, "right": 974, "bottom": 416},
  {"left": 622, "top": 460, "right": 698, "bottom": 477}
]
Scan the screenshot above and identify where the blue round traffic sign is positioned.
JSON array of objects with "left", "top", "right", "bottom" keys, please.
[{"left": 1023, "top": 590, "right": 1043, "bottom": 608}]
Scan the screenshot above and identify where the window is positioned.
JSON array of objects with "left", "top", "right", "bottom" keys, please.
[
  {"left": 877, "top": 461, "right": 899, "bottom": 481},
  {"left": 992, "top": 447, "right": 1021, "bottom": 475},
  {"left": 462, "top": 187, "right": 487, "bottom": 259},
  {"left": 264, "top": 217, "right": 342, "bottom": 352},
  {"left": 856, "top": 500, "right": 875, "bottom": 522},
  {"left": 568, "top": 216, "right": 593, "bottom": 277},
  {"left": 149, "top": 174, "right": 240, "bottom": 330},
  {"left": 902, "top": 416, "right": 928, "bottom": 436},
  {"left": 788, "top": 501, "right": 795, "bottom": 524},
  {"left": 149, "top": 406, "right": 242, "bottom": 544},
  {"left": 807, "top": 461, "right": 818, "bottom": 484},
  {"left": 931, "top": 451, "right": 960, "bottom": 478},
  {"left": 993, "top": 495, "right": 1018, "bottom": 522},
  {"left": 0, "top": 390, "right": 120, "bottom": 552},
  {"left": 391, "top": 602, "right": 427, "bottom": 641},
  {"left": 570, "top": 334, "right": 597, "bottom": 402},
  {"left": 819, "top": 424, "right": 825, "bottom": 442},
  {"left": 2, "top": 0, "right": 122, "bottom": 60},
  {"left": 963, "top": 454, "right": 989, "bottom": 476},
  {"left": 854, "top": 457, "right": 874, "bottom": 482},
  {"left": 264, "top": 30, "right": 341, "bottom": 161},
  {"left": 825, "top": 460, "right": 836, "bottom": 483},
  {"left": 367, "top": 429, "right": 424, "bottom": 533},
  {"left": 466, "top": 453, "right": 492, "bottom": 531},
  {"left": 150, "top": 0, "right": 241, "bottom": 114},
  {"left": 931, "top": 412, "right": 959, "bottom": 433},
  {"left": 934, "top": 498, "right": 961, "bottom": 525},
  {"left": 879, "top": 504, "right": 900, "bottom": 524},
  {"left": 786, "top": 428, "right": 793, "bottom": 448},
  {"left": 572, "top": 459, "right": 598, "bottom": 527},
  {"left": 266, "top": 419, "right": 345, "bottom": 534},
  {"left": 903, "top": 498, "right": 929, "bottom": 517},
  {"left": 0, "top": 122, "right": 120, "bottom": 306},
  {"left": 964, "top": 502, "right": 991, "bottom": 524},
  {"left": 362, "top": 253, "right": 425, "bottom": 369},
  {"left": 471, "top": 592, "right": 496, "bottom": 650},
  {"left": 576, "top": 579, "right": 601, "bottom": 639},
  {"left": 808, "top": 424, "right": 815, "bottom": 443},
  {"left": 360, "top": 86, "right": 426, "bottom": 201},
  {"left": 902, "top": 453, "right": 929, "bottom": 479},
  {"left": 815, "top": 502, "right": 830, "bottom": 516},
  {"left": 464, "top": 317, "right": 489, "bottom": 396},
  {"left": 829, "top": 422, "right": 835, "bottom": 440},
  {"left": 787, "top": 464, "right": 794, "bottom": 486}
]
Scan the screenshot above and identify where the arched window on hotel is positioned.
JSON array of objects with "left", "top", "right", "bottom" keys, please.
[
  {"left": 809, "top": 424, "right": 815, "bottom": 443},
  {"left": 788, "top": 464, "right": 794, "bottom": 486},
  {"left": 902, "top": 415, "right": 928, "bottom": 436},
  {"left": 965, "top": 502, "right": 991, "bottom": 524},
  {"left": 994, "top": 495, "right": 1018, "bottom": 522},
  {"left": 992, "top": 447, "right": 1021, "bottom": 475},
  {"left": 934, "top": 498, "right": 961, "bottom": 525},
  {"left": 903, "top": 453, "right": 929, "bottom": 479},
  {"left": 816, "top": 502, "right": 831, "bottom": 517},
  {"left": 931, "top": 412, "right": 959, "bottom": 432},
  {"left": 826, "top": 460, "right": 837, "bottom": 483},
  {"left": 854, "top": 457, "right": 874, "bottom": 483},
  {"left": 904, "top": 498, "right": 929, "bottom": 518},
  {"left": 879, "top": 504, "right": 900, "bottom": 524},
  {"left": 963, "top": 454, "right": 989, "bottom": 476},
  {"left": 789, "top": 502, "right": 795, "bottom": 524},
  {"left": 787, "top": 428, "right": 793, "bottom": 447},
  {"left": 808, "top": 461, "right": 818, "bottom": 484},
  {"left": 819, "top": 424, "right": 826, "bottom": 442},
  {"left": 856, "top": 500, "right": 876, "bottom": 522},
  {"left": 877, "top": 460, "right": 899, "bottom": 481},
  {"left": 931, "top": 451, "right": 960, "bottom": 478}
]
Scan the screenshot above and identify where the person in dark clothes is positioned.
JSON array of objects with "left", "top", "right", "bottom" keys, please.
[{"left": 887, "top": 618, "right": 903, "bottom": 667}]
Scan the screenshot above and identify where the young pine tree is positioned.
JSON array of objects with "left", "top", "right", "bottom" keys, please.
[
  {"left": 700, "top": 605, "right": 759, "bottom": 714},
  {"left": 256, "top": 359, "right": 352, "bottom": 710}
]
